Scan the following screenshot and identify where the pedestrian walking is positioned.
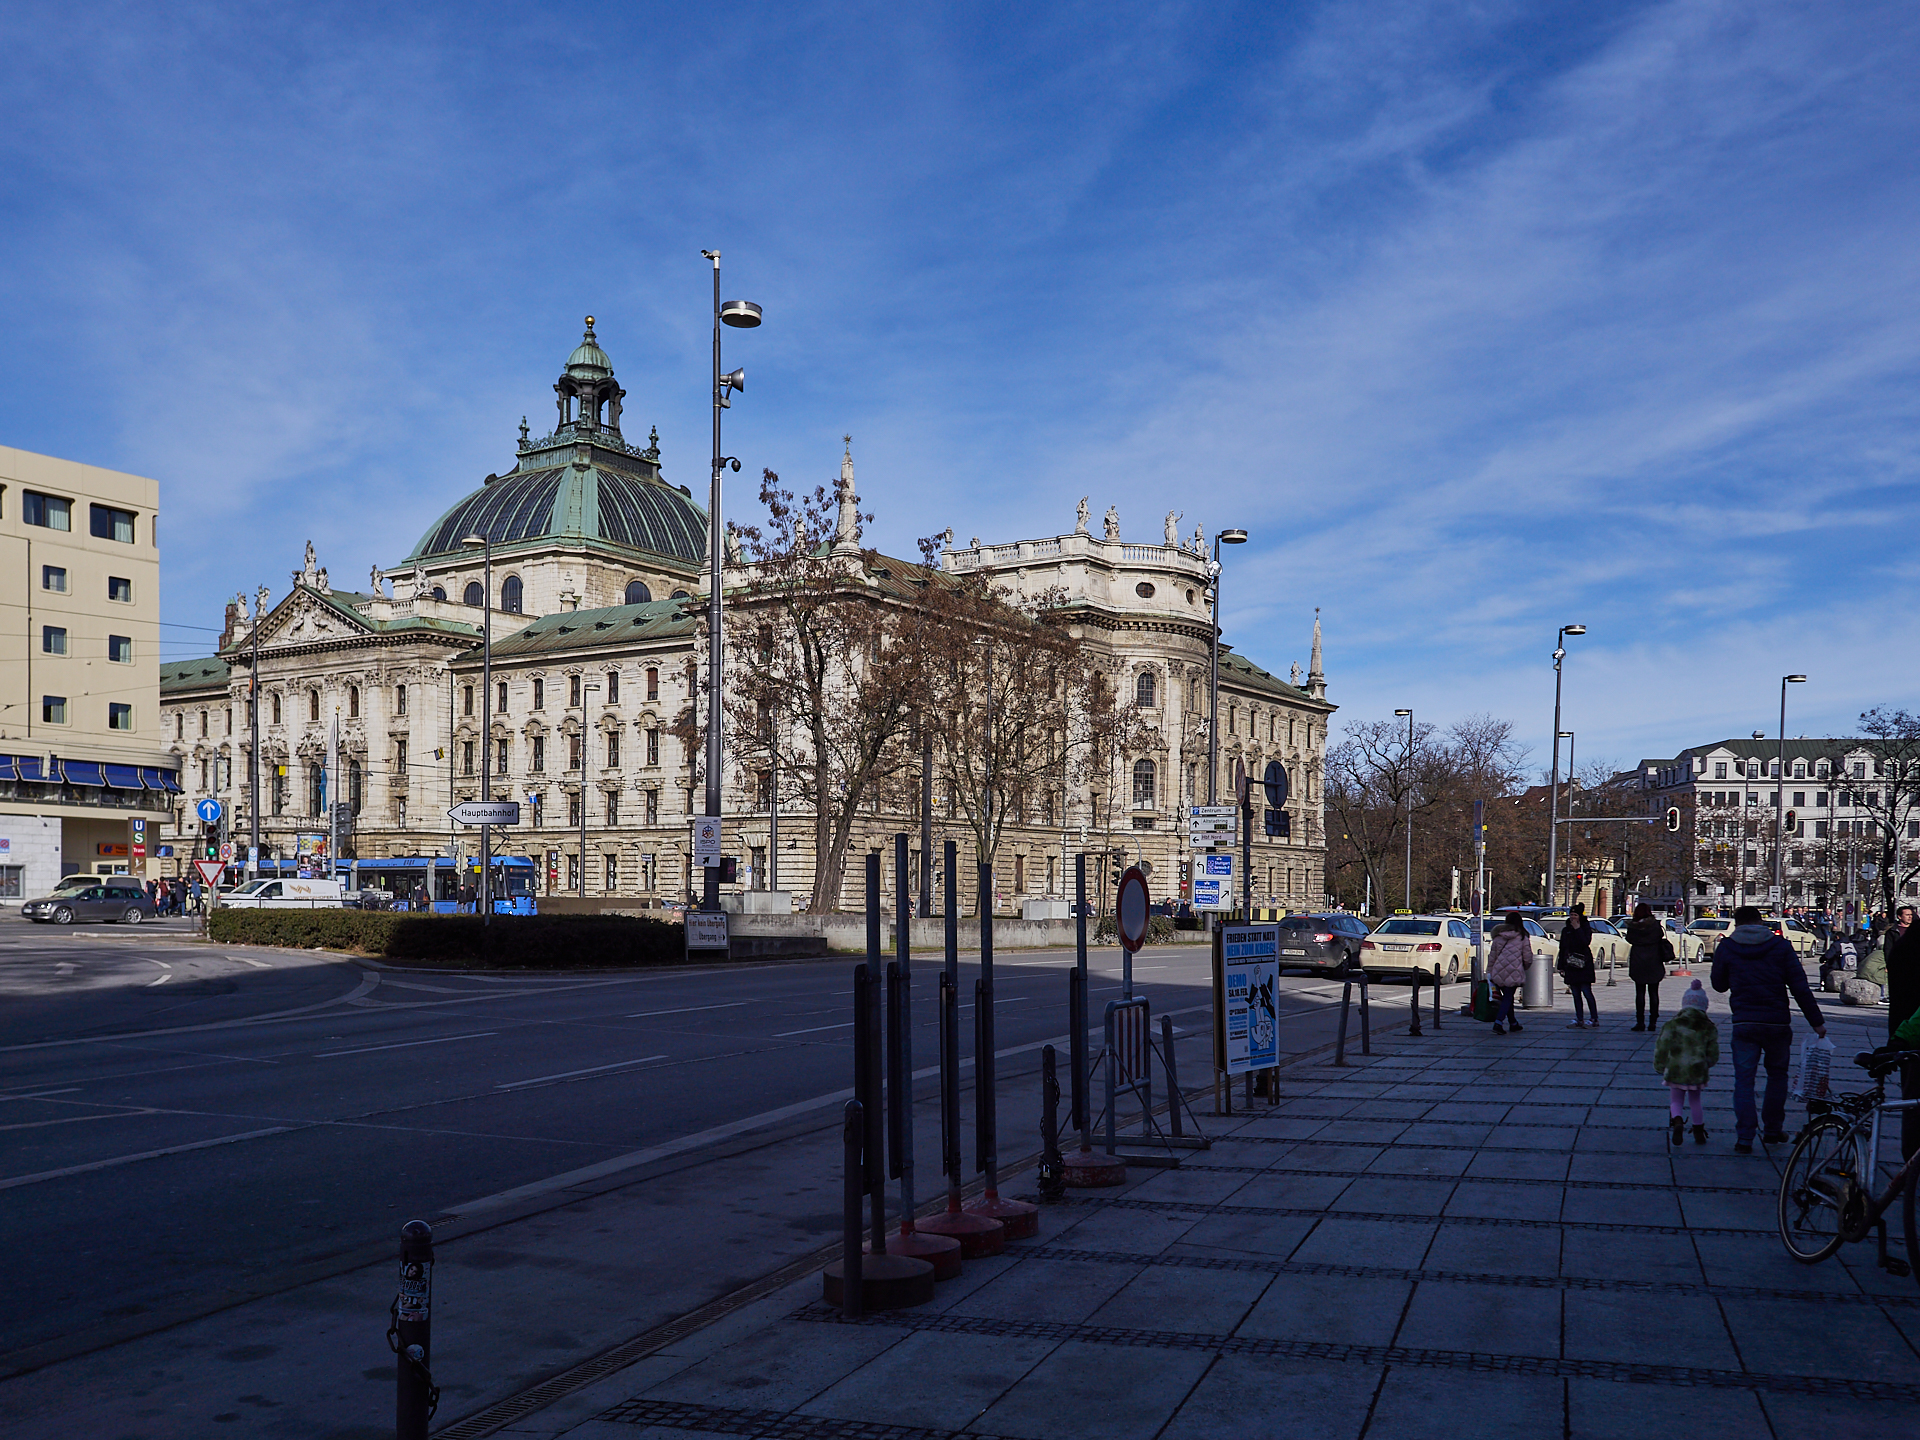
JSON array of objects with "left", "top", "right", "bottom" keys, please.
[
  {"left": 1487, "top": 911, "right": 1532, "bottom": 1035},
  {"left": 1625, "top": 902, "right": 1668, "bottom": 1031},
  {"left": 1710, "top": 904, "right": 1827, "bottom": 1153},
  {"left": 1655, "top": 980, "right": 1720, "bottom": 1146},
  {"left": 1888, "top": 906, "right": 1920, "bottom": 1161},
  {"left": 1557, "top": 904, "right": 1599, "bottom": 1029}
]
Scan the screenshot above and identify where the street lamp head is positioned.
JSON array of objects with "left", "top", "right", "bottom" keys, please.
[
  {"left": 1785, "top": 674, "right": 1807, "bottom": 684},
  {"left": 1558, "top": 730, "right": 1574, "bottom": 738},
  {"left": 460, "top": 533, "right": 488, "bottom": 549},
  {"left": 1218, "top": 528, "right": 1249, "bottom": 545},
  {"left": 1562, "top": 624, "right": 1586, "bottom": 636},
  {"left": 1394, "top": 709, "right": 1412, "bottom": 717},
  {"left": 720, "top": 300, "right": 762, "bottom": 328}
]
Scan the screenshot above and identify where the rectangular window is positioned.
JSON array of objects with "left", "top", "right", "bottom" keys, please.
[
  {"left": 462, "top": 685, "right": 474, "bottom": 717},
  {"left": 108, "top": 576, "right": 132, "bottom": 602},
  {"left": 646, "top": 728, "right": 659, "bottom": 766},
  {"left": 607, "top": 731, "right": 620, "bottom": 767},
  {"left": 42, "top": 695, "right": 67, "bottom": 723},
  {"left": 569, "top": 734, "right": 582, "bottom": 770},
  {"left": 41, "top": 626, "right": 67, "bottom": 655},
  {"left": 0, "top": 866, "right": 23, "bottom": 899},
  {"left": 606, "top": 671, "right": 620, "bottom": 703},
  {"left": 646, "top": 790, "right": 659, "bottom": 826},
  {"left": 532, "top": 679, "right": 545, "bottom": 709},
  {"left": 89, "top": 504, "right": 136, "bottom": 543},
  {"left": 570, "top": 675, "right": 581, "bottom": 707},
  {"left": 395, "top": 685, "right": 408, "bottom": 717},
  {"left": 532, "top": 735, "right": 545, "bottom": 772},
  {"left": 1793, "top": 791, "right": 1806, "bottom": 808},
  {"left": 108, "top": 635, "right": 132, "bottom": 663},
  {"left": 394, "top": 738, "right": 408, "bottom": 774},
  {"left": 605, "top": 790, "right": 619, "bottom": 826},
  {"left": 494, "top": 737, "right": 507, "bottom": 774},
  {"left": 646, "top": 667, "right": 659, "bottom": 701},
  {"left": 462, "top": 741, "right": 475, "bottom": 776},
  {"left": 1714, "top": 763, "right": 1727, "bottom": 779},
  {"left": 42, "top": 565, "right": 67, "bottom": 592},
  {"left": 641, "top": 852, "right": 656, "bottom": 889},
  {"left": 1816, "top": 791, "right": 1828, "bottom": 808},
  {"left": 568, "top": 792, "right": 582, "bottom": 827},
  {"left": 23, "top": 491, "right": 71, "bottom": 530},
  {"left": 604, "top": 853, "right": 617, "bottom": 891},
  {"left": 1815, "top": 821, "right": 1829, "bottom": 839},
  {"left": 498, "top": 681, "right": 508, "bottom": 712}
]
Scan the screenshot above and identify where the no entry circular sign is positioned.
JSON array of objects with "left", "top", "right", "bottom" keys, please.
[{"left": 1117, "top": 865, "right": 1151, "bottom": 953}]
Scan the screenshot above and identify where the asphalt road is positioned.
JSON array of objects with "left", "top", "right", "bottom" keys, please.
[{"left": 0, "top": 916, "right": 1389, "bottom": 1384}]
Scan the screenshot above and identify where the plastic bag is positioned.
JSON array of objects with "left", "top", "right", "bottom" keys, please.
[{"left": 1790, "top": 1035, "right": 1835, "bottom": 1100}]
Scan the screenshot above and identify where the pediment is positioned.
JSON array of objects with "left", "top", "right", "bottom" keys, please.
[{"left": 256, "top": 587, "right": 375, "bottom": 649}]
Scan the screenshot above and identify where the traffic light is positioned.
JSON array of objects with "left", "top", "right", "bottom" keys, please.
[
  {"left": 1572, "top": 871, "right": 1585, "bottom": 893},
  {"left": 1665, "top": 806, "right": 1681, "bottom": 833},
  {"left": 718, "top": 855, "right": 738, "bottom": 884},
  {"left": 201, "top": 821, "right": 220, "bottom": 859},
  {"left": 1785, "top": 808, "right": 1797, "bottom": 831}
]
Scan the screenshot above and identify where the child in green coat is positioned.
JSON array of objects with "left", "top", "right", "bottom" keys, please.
[{"left": 1655, "top": 980, "right": 1721, "bottom": 1146}]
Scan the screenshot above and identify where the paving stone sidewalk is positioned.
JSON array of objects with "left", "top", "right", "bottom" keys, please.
[{"left": 502, "top": 975, "right": 1917, "bottom": 1440}]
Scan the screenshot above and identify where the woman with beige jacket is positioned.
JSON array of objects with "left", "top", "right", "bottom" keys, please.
[{"left": 1487, "top": 911, "right": 1534, "bottom": 1035}]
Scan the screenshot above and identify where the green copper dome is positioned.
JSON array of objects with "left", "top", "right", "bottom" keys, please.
[{"left": 565, "top": 316, "right": 612, "bottom": 376}]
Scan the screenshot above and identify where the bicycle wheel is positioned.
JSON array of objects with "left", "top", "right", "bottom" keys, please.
[{"left": 1778, "top": 1115, "right": 1856, "bottom": 1263}]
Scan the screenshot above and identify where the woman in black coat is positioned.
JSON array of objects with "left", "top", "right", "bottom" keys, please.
[
  {"left": 1625, "top": 902, "right": 1667, "bottom": 1032},
  {"left": 1557, "top": 904, "right": 1599, "bottom": 1028}
]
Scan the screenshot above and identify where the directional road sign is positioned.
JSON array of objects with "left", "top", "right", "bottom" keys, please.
[
  {"left": 1116, "top": 866, "right": 1151, "bottom": 953},
  {"left": 1192, "top": 851, "right": 1236, "bottom": 911},
  {"left": 1189, "top": 805, "right": 1237, "bottom": 847},
  {"left": 448, "top": 800, "right": 521, "bottom": 826},
  {"left": 195, "top": 797, "right": 223, "bottom": 825}
]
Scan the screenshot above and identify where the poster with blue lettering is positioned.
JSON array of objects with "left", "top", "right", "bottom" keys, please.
[{"left": 1222, "top": 923, "right": 1279, "bottom": 1074}]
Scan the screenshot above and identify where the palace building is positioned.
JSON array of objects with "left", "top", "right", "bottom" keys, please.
[{"left": 158, "top": 322, "right": 1333, "bottom": 911}]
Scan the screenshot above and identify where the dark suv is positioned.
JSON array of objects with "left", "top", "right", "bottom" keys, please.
[{"left": 1276, "top": 912, "right": 1370, "bottom": 972}]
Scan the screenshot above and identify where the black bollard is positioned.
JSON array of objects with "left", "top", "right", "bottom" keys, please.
[
  {"left": 1072, "top": 855, "right": 1089, "bottom": 1140},
  {"left": 965, "top": 861, "right": 1039, "bottom": 1237},
  {"left": 1038, "top": 1045, "right": 1065, "bottom": 1201},
  {"left": 865, "top": 856, "right": 886, "bottom": 1256},
  {"left": 393, "top": 1220, "right": 437, "bottom": 1440},
  {"left": 1433, "top": 964, "right": 1443, "bottom": 1030},
  {"left": 1408, "top": 970, "right": 1423, "bottom": 1037},
  {"left": 1161, "top": 1014, "right": 1184, "bottom": 1137},
  {"left": 1359, "top": 970, "right": 1372, "bottom": 1055},
  {"left": 841, "top": 1099, "right": 864, "bottom": 1317},
  {"left": 886, "top": 960, "right": 906, "bottom": 1180},
  {"left": 1334, "top": 976, "right": 1353, "bottom": 1066}
]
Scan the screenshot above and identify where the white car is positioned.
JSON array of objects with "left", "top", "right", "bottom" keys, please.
[
  {"left": 1478, "top": 916, "right": 1560, "bottom": 974},
  {"left": 1360, "top": 914, "right": 1476, "bottom": 983}
]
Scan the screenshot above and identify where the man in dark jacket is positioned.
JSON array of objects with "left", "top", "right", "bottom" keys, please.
[
  {"left": 1889, "top": 908, "right": 1920, "bottom": 1161},
  {"left": 1711, "top": 905, "right": 1827, "bottom": 1152}
]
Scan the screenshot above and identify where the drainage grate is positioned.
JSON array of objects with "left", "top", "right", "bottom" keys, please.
[
  {"left": 595, "top": 1397, "right": 1019, "bottom": 1437},
  {"left": 794, "top": 1306, "right": 1920, "bottom": 1402}
]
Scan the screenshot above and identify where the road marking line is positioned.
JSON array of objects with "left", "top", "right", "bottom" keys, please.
[
  {"left": 0, "top": 1127, "right": 294, "bottom": 1192},
  {"left": 316, "top": 1030, "right": 498, "bottom": 1058},
  {"left": 234, "top": 956, "right": 272, "bottom": 969},
  {"left": 0, "top": 1087, "right": 83, "bottom": 1102},
  {"left": 497, "top": 1055, "right": 668, "bottom": 1090},
  {"left": 774, "top": 1021, "right": 854, "bottom": 1037},
  {"left": 147, "top": 973, "right": 171, "bottom": 986},
  {"left": 0, "top": 1109, "right": 157, "bottom": 1133},
  {"left": 626, "top": 1002, "right": 749, "bottom": 1018}
]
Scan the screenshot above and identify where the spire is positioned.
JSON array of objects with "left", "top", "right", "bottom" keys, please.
[
  {"left": 834, "top": 434, "right": 860, "bottom": 553},
  {"left": 1307, "top": 607, "right": 1326, "bottom": 700}
]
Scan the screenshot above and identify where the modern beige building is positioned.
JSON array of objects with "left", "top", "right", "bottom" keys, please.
[{"left": 0, "top": 444, "right": 176, "bottom": 902}]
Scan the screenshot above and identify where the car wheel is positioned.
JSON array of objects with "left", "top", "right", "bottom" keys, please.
[
  {"left": 122, "top": 907, "right": 145, "bottom": 925},
  {"left": 1447, "top": 958, "right": 1460, "bottom": 984},
  {"left": 52, "top": 906, "right": 75, "bottom": 925}
]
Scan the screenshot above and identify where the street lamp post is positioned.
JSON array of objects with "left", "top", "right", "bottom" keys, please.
[
  {"left": 1394, "top": 708, "right": 1414, "bottom": 912},
  {"left": 1776, "top": 675, "right": 1807, "bottom": 905},
  {"left": 1557, "top": 729, "right": 1574, "bottom": 903},
  {"left": 459, "top": 531, "right": 494, "bottom": 923},
  {"left": 1537, "top": 623, "right": 1585, "bottom": 1008},
  {"left": 249, "top": 588, "right": 262, "bottom": 881},
  {"left": 577, "top": 682, "right": 600, "bottom": 896},
  {"left": 696, "top": 251, "right": 762, "bottom": 913},
  {"left": 1205, "top": 529, "right": 1249, "bottom": 806}
]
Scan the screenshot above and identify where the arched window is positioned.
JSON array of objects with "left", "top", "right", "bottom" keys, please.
[
  {"left": 501, "top": 575, "right": 523, "bottom": 614},
  {"left": 308, "top": 689, "right": 319, "bottom": 722},
  {"left": 348, "top": 685, "right": 359, "bottom": 719},
  {"left": 271, "top": 693, "right": 281, "bottom": 725},
  {"left": 624, "top": 579, "right": 651, "bottom": 605},
  {"left": 1135, "top": 672, "right": 1156, "bottom": 707},
  {"left": 1132, "top": 758, "right": 1156, "bottom": 808},
  {"left": 431, "top": 586, "right": 447, "bottom": 601},
  {"left": 463, "top": 581, "right": 483, "bottom": 606},
  {"left": 670, "top": 589, "right": 690, "bottom": 601}
]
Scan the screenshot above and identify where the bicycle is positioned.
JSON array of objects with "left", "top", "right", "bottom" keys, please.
[{"left": 1776, "top": 1047, "right": 1920, "bottom": 1284}]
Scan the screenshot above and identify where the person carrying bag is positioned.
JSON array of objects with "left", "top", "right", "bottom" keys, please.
[
  {"left": 1558, "top": 904, "right": 1599, "bottom": 1029},
  {"left": 1486, "top": 911, "right": 1533, "bottom": 1036},
  {"left": 1625, "top": 902, "right": 1668, "bottom": 1032}
]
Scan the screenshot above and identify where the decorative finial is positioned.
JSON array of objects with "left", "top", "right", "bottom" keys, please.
[
  {"left": 584, "top": 314, "right": 596, "bottom": 333},
  {"left": 519, "top": 415, "right": 530, "bottom": 445}
]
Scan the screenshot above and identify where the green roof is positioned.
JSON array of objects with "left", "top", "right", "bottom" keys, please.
[
  {"left": 161, "top": 656, "right": 231, "bottom": 695},
  {"left": 451, "top": 598, "right": 695, "bottom": 665},
  {"left": 1217, "top": 647, "right": 1317, "bottom": 706}
]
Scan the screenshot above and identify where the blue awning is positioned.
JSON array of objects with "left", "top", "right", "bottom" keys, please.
[
  {"left": 104, "top": 764, "right": 144, "bottom": 790},
  {"left": 0, "top": 755, "right": 15, "bottom": 782},
  {"left": 16, "top": 756, "right": 46, "bottom": 782},
  {"left": 61, "top": 760, "right": 106, "bottom": 786},
  {"left": 160, "top": 769, "right": 183, "bottom": 792}
]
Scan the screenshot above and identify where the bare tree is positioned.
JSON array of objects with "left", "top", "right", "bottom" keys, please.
[{"left": 1854, "top": 707, "right": 1920, "bottom": 919}]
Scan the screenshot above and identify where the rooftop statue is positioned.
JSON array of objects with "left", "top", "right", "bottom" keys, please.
[{"left": 1103, "top": 506, "right": 1120, "bottom": 541}]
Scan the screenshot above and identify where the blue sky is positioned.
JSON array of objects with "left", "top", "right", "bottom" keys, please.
[{"left": 3, "top": 1, "right": 1916, "bottom": 778}]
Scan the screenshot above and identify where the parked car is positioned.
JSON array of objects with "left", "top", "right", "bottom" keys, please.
[
  {"left": 1360, "top": 914, "right": 1476, "bottom": 982},
  {"left": 1275, "top": 912, "right": 1371, "bottom": 973},
  {"left": 21, "top": 882, "right": 156, "bottom": 925},
  {"left": 1535, "top": 915, "right": 1634, "bottom": 973},
  {"left": 1478, "top": 915, "right": 1560, "bottom": 973}
]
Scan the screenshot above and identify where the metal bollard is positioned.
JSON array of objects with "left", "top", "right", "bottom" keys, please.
[
  {"left": 1162, "top": 1014, "right": 1183, "bottom": 1137},
  {"left": 392, "top": 1220, "right": 438, "bottom": 1440},
  {"left": 886, "top": 960, "right": 906, "bottom": 1181},
  {"left": 1408, "top": 970, "right": 1423, "bottom": 1036},
  {"left": 1334, "top": 976, "right": 1353, "bottom": 1066},
  {"left": 841, "top": 1099, "right": 864, "bottom": 1317},
  {"left": 1433, "top": 964, "right": 1443, "bottom": 1030},
  {"left": 1038, "top": 1045, "right": 1065, "bottom": 1201},
  {"left": 1359, "top": 971, "right": 1371, "bottom": 1054}
]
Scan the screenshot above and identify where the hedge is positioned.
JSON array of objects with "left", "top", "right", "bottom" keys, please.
[
  {"left": 207, "top": 908, "right": 686, "bottom": 968},
  {"left": 1093, "top": 914, "right": 1178, "bottom": 945}
]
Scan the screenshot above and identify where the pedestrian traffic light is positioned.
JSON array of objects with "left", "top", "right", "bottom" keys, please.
[
  {"left": 1665, "top": 806, "right": 1681, "bottom": 832},
  {"left": 718, "top": 855, "right": 738, "bottom": 883}
]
